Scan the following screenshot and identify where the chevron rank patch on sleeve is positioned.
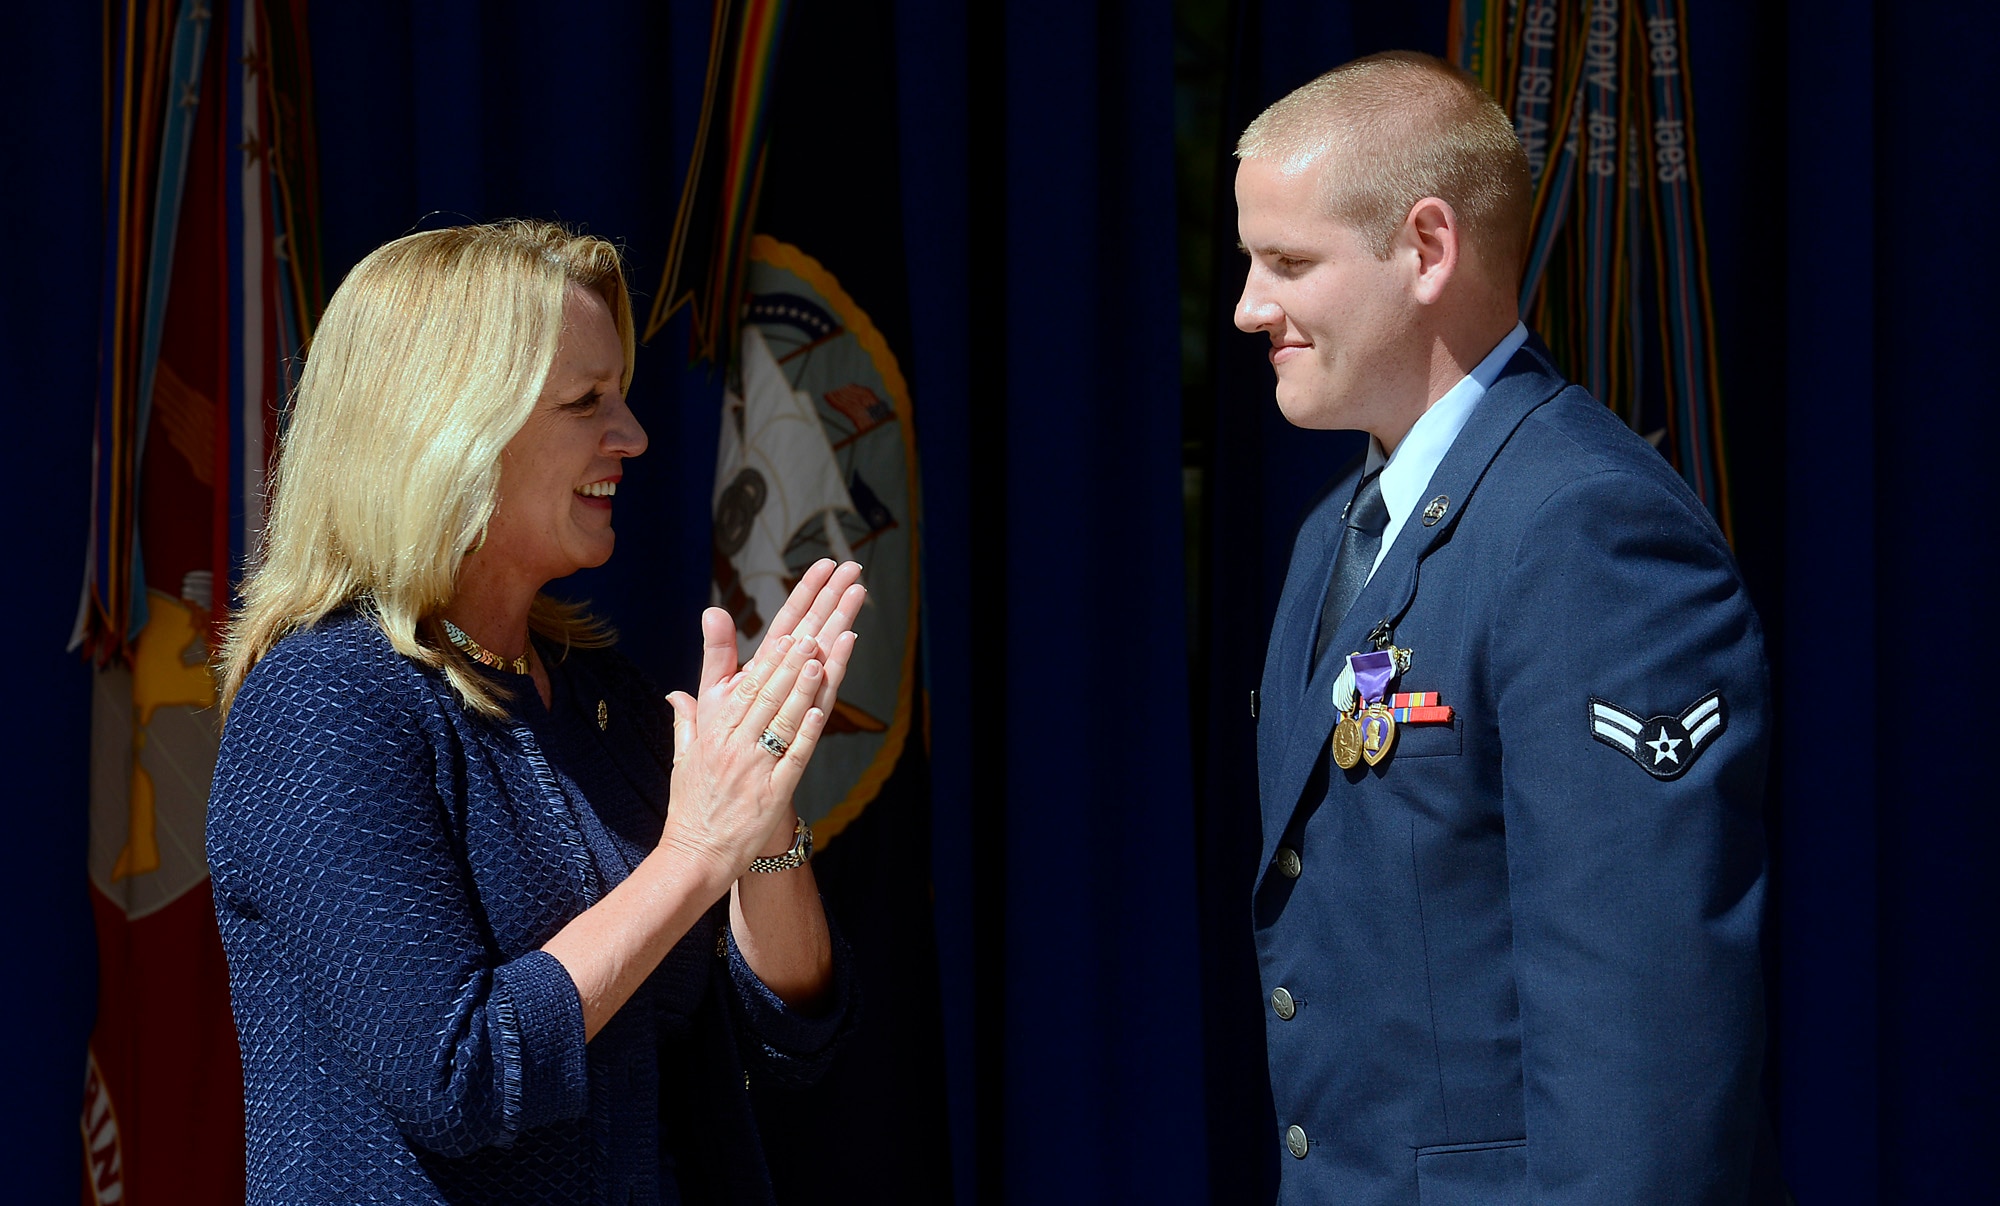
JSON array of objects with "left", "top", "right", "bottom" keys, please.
[{"left": 1587, "top": 691, "right": 1727, "bottom": 781}]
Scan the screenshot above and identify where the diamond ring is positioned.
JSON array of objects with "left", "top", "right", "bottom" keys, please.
[{"left": 757, "top": 729, "right": 790, "bottom": 758}]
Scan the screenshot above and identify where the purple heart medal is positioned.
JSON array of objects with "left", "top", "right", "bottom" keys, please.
[{"left": 1349, "top": 649, "right": 1399, "bottom": 766}]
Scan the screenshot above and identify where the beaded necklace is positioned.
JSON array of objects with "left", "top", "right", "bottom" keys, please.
[{"left": 441, "top": 618, "right": 530, "bottom": 675}]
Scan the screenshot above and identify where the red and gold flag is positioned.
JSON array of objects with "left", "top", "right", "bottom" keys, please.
[{"left": 78, "top": 2, "right": 321, "bottom": 1200}]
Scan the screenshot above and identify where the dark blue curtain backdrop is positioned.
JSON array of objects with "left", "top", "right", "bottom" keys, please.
[
  {"left": 0, "top": 2, "right": 104, "bottom": 1197},
  {"left": 1779, "top": 3, "right": 2000, "bottom": 1201},
  {"left": 994, "top": 2, "right": 1211, "bottom": 1201},
  {"left": 4, "top": 2, "right": 1997, "bottom": 1203}
]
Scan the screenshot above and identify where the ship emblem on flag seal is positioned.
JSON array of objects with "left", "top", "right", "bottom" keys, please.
[{"left": 710, "top": 236, "right": 920, "bottom": 848}]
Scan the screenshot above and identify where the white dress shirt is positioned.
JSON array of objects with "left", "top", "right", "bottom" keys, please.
[{"left": 1362, "top": 321, "right": 1530, "bottom": 579}]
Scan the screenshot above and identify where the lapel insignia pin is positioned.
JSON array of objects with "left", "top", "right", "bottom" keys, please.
[
  {"left": 1421, "top": 495, "right": 1449, "bottom": 526},
  {"left": 1588, "top": 691, "right": 1726, "bottom": 780}
]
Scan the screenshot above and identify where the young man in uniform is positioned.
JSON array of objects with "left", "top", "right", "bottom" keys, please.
[{"left": 1236, "top": 51, "right": 1780, "bottom": 1203}]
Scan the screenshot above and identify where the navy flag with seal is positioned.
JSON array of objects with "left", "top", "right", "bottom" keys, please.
[
  {"left": 682, "top": 0, "right": 952, "bottom": 1200},
  {"left": 1589, "top": 690, "right": 1727, "bottom": 780}
]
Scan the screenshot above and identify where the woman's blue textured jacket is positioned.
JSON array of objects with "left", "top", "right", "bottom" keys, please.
[{"left": 207, "top": 610, "right": 853, "bottom": 1204}]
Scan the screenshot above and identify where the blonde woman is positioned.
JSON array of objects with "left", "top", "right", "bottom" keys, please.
[{"left": 207, "top": 220, "right": 860, "bottom": 1204}]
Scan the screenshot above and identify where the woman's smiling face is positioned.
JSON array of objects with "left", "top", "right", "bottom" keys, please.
[{"left": 481, "top": 283, "right": 646, "bottom": 585}]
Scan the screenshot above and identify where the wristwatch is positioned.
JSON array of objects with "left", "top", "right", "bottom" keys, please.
[{"left": 748, "top": 817, "right": 813, "bottom": 873}]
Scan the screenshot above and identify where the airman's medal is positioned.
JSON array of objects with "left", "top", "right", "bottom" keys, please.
[
  {"left": 1330, "top": 659, "right": 1362, "bottom": 768},
  {"left": 1332, "top": 706, "right": 1364, "bottom": 769}
]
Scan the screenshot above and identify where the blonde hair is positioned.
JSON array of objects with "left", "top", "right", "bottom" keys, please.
[
  {"left": 1236, "top": 51, "right": 1532, "bottom": 276},
  {"left": 217, "top": 219, "right": 634, "bottom": 719}
]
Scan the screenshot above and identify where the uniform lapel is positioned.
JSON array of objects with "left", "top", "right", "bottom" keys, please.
[{"left": 1254, "top": 339, "right": 1570, "bottom": 887}]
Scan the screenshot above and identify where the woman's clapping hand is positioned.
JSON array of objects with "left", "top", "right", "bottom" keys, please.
[{"left": 661, "top": 560, "right": 864, "bottom": 879}]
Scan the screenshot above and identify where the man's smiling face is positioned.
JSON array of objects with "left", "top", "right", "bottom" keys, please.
[{"left": 1233, "top": 152, "right": 1415, "bottom": 435}]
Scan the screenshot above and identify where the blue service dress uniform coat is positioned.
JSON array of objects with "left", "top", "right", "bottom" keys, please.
[{"left": 1255, "top": 338, "right": 1778, "bottom": 1204}]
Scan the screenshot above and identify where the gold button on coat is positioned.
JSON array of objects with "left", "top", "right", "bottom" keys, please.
[
  {"left": 1275, "top": 847, "right": 1302, "bottom": 878},
  {"left": 1285, "top": 1125, "right": 1309, "bottom": 1159},
  {"left": 1271, "top": 986, "right": 1296, "bottom": 1021}
]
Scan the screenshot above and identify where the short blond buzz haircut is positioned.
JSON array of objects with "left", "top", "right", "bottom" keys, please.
[{"left": 1237, "top": 50, "right": 1532, "bottom": 280}]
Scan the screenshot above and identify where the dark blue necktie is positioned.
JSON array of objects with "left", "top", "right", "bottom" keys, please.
[{"left": 1314, "top": 468, "right": 1389, "bottom": 665}]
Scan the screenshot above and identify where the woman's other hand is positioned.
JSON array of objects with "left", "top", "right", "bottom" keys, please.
[
  {"left": 690, "top": 560, "right": 862, "bottom": 1010},
  {"left": 720, "top": 558, "right": 865, "bottom": 727}
]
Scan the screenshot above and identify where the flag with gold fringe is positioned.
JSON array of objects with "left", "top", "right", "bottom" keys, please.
[
  {"left": 76, "top": 2, "right": 322, "bottom": 1200},
  {"left": 1449, "top": 0, "right": 1732, "bottom": 540}
]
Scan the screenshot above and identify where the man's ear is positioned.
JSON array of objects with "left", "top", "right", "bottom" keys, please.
[{"left": 1403, "top": 196, "right": 1460, "bottom": 305}]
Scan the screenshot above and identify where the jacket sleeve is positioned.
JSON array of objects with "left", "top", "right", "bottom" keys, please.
[
  {"left": 207, "top": 645, "right": 589, "bottom": 1157},
  {"left": 583, "top": 645, "right": 859, "bottom": 1086},
  {"left": 722, "top": 909, "right": 858, "bottom": 1087},
  {"left": 1491, "top": 467, "right": 1770, "bottom": 1202}
]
